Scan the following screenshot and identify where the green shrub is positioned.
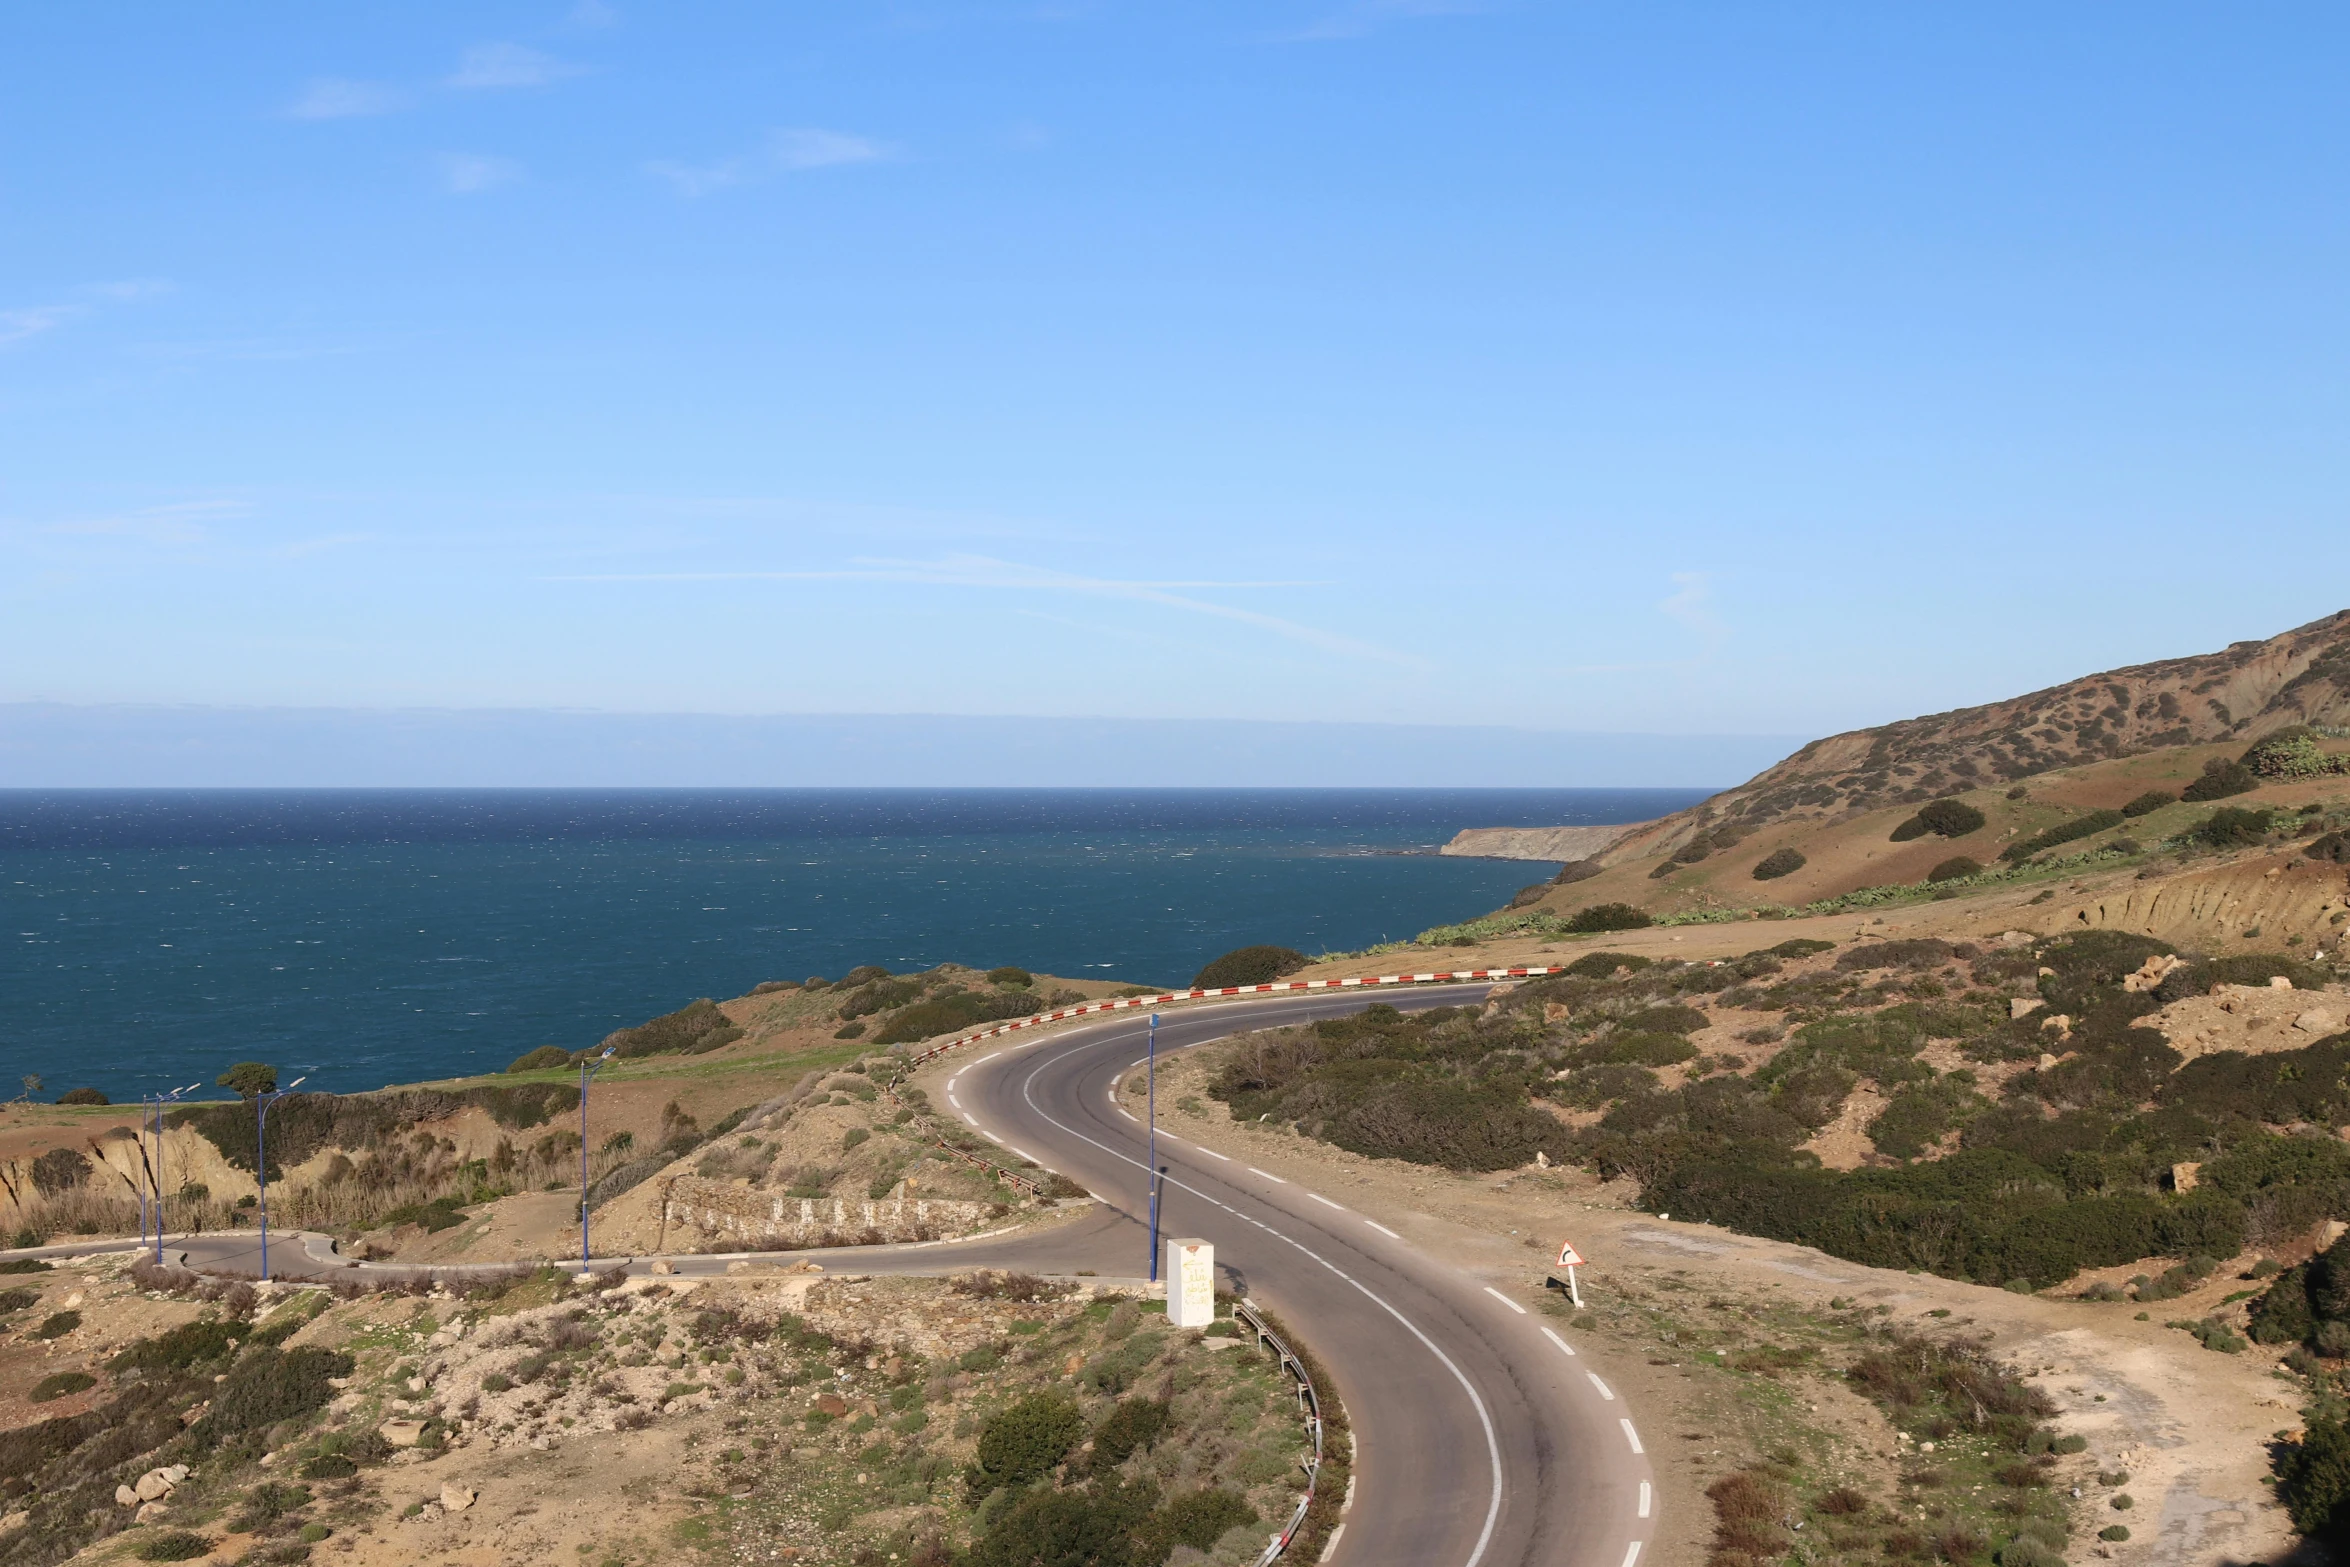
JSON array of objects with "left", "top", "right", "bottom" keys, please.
[
  {"left": 2281, "top": 1419, "right": 2350, "bottom": 1540},
  {"left": 1551, "top": 859, "right": 1604, "bottom": 886},
  {"left": 1565, "top": 902, "right": 1651, "bottom": 934},
  {"left": 217, "top": 1061, "right": 279, "bottom": 1098},
  {"left": 506, "top": 1045, "right": 570, "bottom": 1074},
  {"left": 0, "top": 1288, "right": 34, "bottom": 1312},
  {"left": 2309, "top": 831, "right": 2350, "bottom": 864},
  {"left": 871, "top": 987, "right": 1042, "bottom": 1045},
  {"left": 2121, "top": 790, "right": 2177, "bottom": 818},
  {"left": 1751, "top": 847, "right": 1806, "bottom": 881},
  {"left": 1191, "top": 946, "right": 1310, "bottom": 989},
  {"left": 194, "top": 1345, "right": 355, "bottom": 1442},
  {"left": 1918, "top": 799, "right": 1987, "bottom": 837},
  {"left": 1621, "top": 1004, "right": 1711, "bottom": 1035},
  {"left": 1669, "top": 839, "right": 1711, "bottom": 864},
  {"left": 112, "top": 1318, "right": 243, "bottom": 1373},
  {"left": 1890, "top": 814, "right": 1931, "bottom": 842},
  {"left": 380, "top": 1195, "right": 467, "bottom": 1233},
  {"left": 55, "top": 1087, "right": 108, "bottom": 1106},
  {"left": 987, "top": 967, "right": 1033, "bottom": 988},
  {"left": 967, "top": 1392, "right": 1084, "bottom": 1496},
  {"left": 133, "top": 1533, "right": 215, "bottom": 1563},
  {"left": 300, "top": 1453, "right": 358, "bottom": 1479},
  {"left": 2100, "top": 1525, "right": 2131, "bottom": 1542},
  {"left": 1088, "top": 1397, "right": 1172, "bottom": 1469},
  {"left": 1563, "top": 951, "right": 1651, "bottom": 979},
  {"left": 833, "top": 1022, "right": 866, "bottom": 1039},
  {"left": 30, "top": 1147, "right": 90, "bottom": 1196},
  {"left": 33, "top": 1310, "right": 80, "bottom": 1339},
  {"left": 599, "top": 998, "right": 742, "bottom": 1059},
  {"left": 1154, "top": 1486, "right": 1258, "bottom": 1552},
  {"left": 29, "top": 1371, "right": 94, "bottom": 1401},
  {"left": 2191, "top": 806, "right": 2273, "bottom": 848},
  {"left": 1927, "top": 856, "right": 1982, "bottom": 883},
  {"left": 2183, "top": 756, "right": 2259, "bottom": 802},
  {"left": 2002, "top": 809, "right": 2127, "bottom": 861}
]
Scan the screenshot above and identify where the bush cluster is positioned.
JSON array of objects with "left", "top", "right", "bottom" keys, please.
[
  {"left": 1891, "top": 799, "right": 1987, "bottom": 842},
  {"left": 2000, "top": 809, "right": 2127, "bottom": 862},
  {"left": 1751, "top": 847, "right": 1806, "bottom": 881},
  {"left": 1565, "top": 902, "right": 1651, "bottom": 933},
  {"left": 599, "top": 998, "right": 743, "bottom": 1059},
  {"left": 1926, "top": 856, "right": 1982, "bottom": 883},
  {"left": 2244, "top": 726, "right": 2350, "bottom": 781},
  {"left": 1191, "top": 946, "right": 1310, "bottom": 990},
  {"left": 2121, "top": 789, "right": 2177, "bottom": 818},
  {"left": 2182, "top": 756, "right": 2259, "bottom": 802},
  {"left": 2191, "top": 807, "right": 2274, "bottom": 849}
]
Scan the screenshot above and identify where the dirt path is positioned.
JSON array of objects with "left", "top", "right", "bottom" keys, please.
[{"left": 1137, "top": 1053, "right": 2303, "bottom": 1567}]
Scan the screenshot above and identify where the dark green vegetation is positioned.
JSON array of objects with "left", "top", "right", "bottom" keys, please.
[
  {"left": 1889, "top": 799, "right": 1987, "bottom": 842},
  {"left": 1751, "top": 847, "right": 1807, "bottom": 881},
  {"left": 1565, "top": 902, "right": 1652, "bottom": 933},
  {"left": 2183, "top": 756, "right": 2260, "bottom": 801},
  {"left": 2000, "top": 809, "right": 2127, "bottom": 862},
  {"left": 172, "top": 1080, "right": 580, "bottom": 1177},
  {"left": 1927, "top": 856, "right": 1982, "bottom": 883},
  {"left": 601, "top": 997, "right": 745, "bottom": 1058},
  {"left": 1238, "top": 929, "right": 2350, "bottom": 1295},
  {"left": 2121, "top": 790, "right": 2177, "bottom": 818},
  {"left": 54, "top": 1088, "right": 107, "bottom": 1106},
  {"left": 1191, "top": 946, "right": 1310, "bottom": 989},
  {"left": 692, "top": 1280, "right": 1329, "bottom": 1567}
]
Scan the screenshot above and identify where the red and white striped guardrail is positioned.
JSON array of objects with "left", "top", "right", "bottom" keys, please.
[{"left": 902, "top": 965, "right": 1575, "bottom": 1069}]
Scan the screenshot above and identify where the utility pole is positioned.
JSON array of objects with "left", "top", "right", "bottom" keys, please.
[
  {"left": 1146, "top": 1012, "right": 1161, "bottom": 1283},
  {"left": 254, "top": 1077, "right": 308, "bottom": 1279},
  {"left": 578, "top": 1046, "right": 617, "bottom": 1279}
]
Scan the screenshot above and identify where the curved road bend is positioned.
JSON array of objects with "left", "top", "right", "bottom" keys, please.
[
  {"left": 935, "top": 992, "right": 1655, "bottom": 1567},
  {"left": 15, "top": 990, "right": 1654, "bottom": 1567}
]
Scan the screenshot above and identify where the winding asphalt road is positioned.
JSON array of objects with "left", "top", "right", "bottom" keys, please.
[{"left": 12, "top": 989, "right": 1654, "bottom": 1567}]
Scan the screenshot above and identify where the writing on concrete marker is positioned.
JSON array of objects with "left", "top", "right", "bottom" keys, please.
[
  {"left": 1587, "top": 1372, "right": 1615, "bottom": 1401},
  {"left": 1620, "top": 1418, "right": 1644, "bottom": 1454},
  {"left": 1483, "top": 1286, "right": 1527, "bottom": 1315},
  {"left": 1538, "top": 1326, "right": 1578, "bottom": 1357}
]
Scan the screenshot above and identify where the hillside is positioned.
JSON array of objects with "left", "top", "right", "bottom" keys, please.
[{"left": 1457, "top": 610, "right": 2350, "bottom": 877}]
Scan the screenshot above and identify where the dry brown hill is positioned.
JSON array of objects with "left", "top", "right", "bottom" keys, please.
[{"left": 1599, "top": 609, "right": 2350, "bottom": 865}]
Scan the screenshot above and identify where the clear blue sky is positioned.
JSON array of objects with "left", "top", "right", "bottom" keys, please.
[{"left": 3, "top": 4, "right": 2343, "bottom": 746}]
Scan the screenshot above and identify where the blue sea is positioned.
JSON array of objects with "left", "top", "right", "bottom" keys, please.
[{"left": 0, "top": 788, "right": 1707, "bottom": 1100}]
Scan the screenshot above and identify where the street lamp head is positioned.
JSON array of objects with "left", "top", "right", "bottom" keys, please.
[
  {"left": 286, "top": 1076, "right": 308, "bottom": 1091},
  {"left": 599, "top": 1046, "right": 616, "bottom": 1061}
]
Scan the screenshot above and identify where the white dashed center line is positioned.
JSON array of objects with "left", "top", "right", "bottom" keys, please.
[
  {"left": 1622, "top": 1543, "right": 1644, "bottom": 1567},
  {"left": 1247, "top": 1168, "right": 1287, "bottom": 1183},
  {"left": 1306, "top": 1193, "right": 1344, "bottom": 1210},
  {"left": 979, "top": 1051, "right": 1002, "bottom": 1063},
  {"left": 1619, "top": 1418, "right": 1643, "bottom": 1454},
  {"left": 1638, "top": 1481, "right": 1652, "bottom": 1519},
  {"left": 961, "top": 1112, "right": 977, "bottom": 1126},
  {"left": 1482, "top": 1286, "right": 1527, "bottom": 1315},
  {"left": 1195, "top": 1147, "right": 1231, "bottom": 1161},
  {"left": 1539, "top": 1326, "right": 1577, "bottom": 1357},
  {"left": 1008, "top": 1147, "right": 1038, "bottom": 1163},
  {"left": 1587, "top": 1372, "right": 1615, "bottom": 1401},
  {"left": 1364, "top": 1220, "right": 1400, "bottom": 1239},
  {"left": 947, "top": 1093, "right": 961, "bottom": 1109},
  {"left": 982, "top": 1132, "right": 1003, "bottom": 1144}
]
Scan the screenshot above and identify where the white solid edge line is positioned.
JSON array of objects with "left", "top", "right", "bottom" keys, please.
[
  {"left": 1622, "top": 1543, "right": 1643, "bottom": 1567},
  {"left": 1306, "top": 1193, "right": 1344, "bottom": 1210},
  {"left": 982, "top": 1132, "right": 1003, "bottom": 1144},
  {"left": 1638, "top": 1481, "right": 1651, "bottom": 1519},
  {"left": 961, "top": 1112, "right": 977, "bottom": 1126},
  {"left": 1007, "top": 1147, "right": 1038, "bottom": 1163},
  {"left": 1587, "top": 1372, "right": 1615, "bottom": 1400},
  {"left": 1620, "top": 1417, "right": 1643, "bottom": 1454},
  {"left": 1323, "top": 1524, "right": 1344, "bottom": 1557},
  {"left": 1247, "top": 1167, "right": 1288, "bottom": 1183},
  {"left": 1539, "top": 1326, "right": 1578, "bottom": 1357},
  {"left": 979, "top": 1051, "right": 1002, "bottom": 1063},
  {"left": 1482, "top": 1286, "right": 1527, "bottom": 1315},
  {"left": 947, "top": 1093, "right": 961, "bottom": 1109},
  {"left": 1015, "top": 1040, "right": 1506, "bottom": 1567},
  {"left": 1196, "top": 1147, "right": 1231, "bottom": 1161},
  {"left": 1364, "top": 1219, "right": 1400, "bottom": 1239}
]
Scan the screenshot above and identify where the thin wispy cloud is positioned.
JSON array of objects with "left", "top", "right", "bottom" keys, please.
[
  {"left": 647, "top": 129, "right": 893, "bottom": 197},
  {"left": 42, "top": 500, "right": 244, "bottom": 546},
  {"left": 1659, "top": 571, "right": 1727, "bottom": 649},
  {"left": 772, "top": 128, "right": 888, "bottom": 169},
  {"left": 567, "top": 0, "right": 620, "bottom": 27},
  {"left": 446, "top": 43, "right": 583, "bottom": 90},
  {"left": 287, "top": 77, "right": 405, "bottom": 119},
  {"left": 0, "top": 305, "right": 80, "bottom": 347},
  {"left": 443, "top": 154, "right": 522, "bottom": 194},
  {"left": 644, "top": 159, "right": 745, "bottom": 198},
  {"left": 545, "top": 553, "right": 1421, "bottom": 668}
]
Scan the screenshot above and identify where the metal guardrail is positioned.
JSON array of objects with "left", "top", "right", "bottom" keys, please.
[
  {"left": 872, "top": 1071, "right": 1046, "bottom": 1199},
  {"left": 1234, "top": 1298, "right": 1327, "bottom": 1566}
]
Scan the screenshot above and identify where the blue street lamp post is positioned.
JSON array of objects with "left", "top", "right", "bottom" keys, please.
[
  {"left": 1146, "top": 1013, "right": 1161, "bottom": 1282},
  {"left": 254, "top": 1076, "right": 308, "bottom": 1280},
  {"left": 143, "top": 1083, "right": 199, "bottom": 1264},
  {"left": 578, "top": 1046, "right": 617, "bottom": 1278}
]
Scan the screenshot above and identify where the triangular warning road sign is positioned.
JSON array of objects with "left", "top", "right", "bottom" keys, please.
[{"left": 1556, "top": 1240, "right": 1586, "bottom": 1268}]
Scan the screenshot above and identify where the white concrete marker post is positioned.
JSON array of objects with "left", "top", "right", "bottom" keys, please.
[
  {"left": 1556, "top": 1239, "right": 1586, "bottom": 1308},
  {"left": 1166, "top": 1237, "right": 1216, "bottom": 1328}
]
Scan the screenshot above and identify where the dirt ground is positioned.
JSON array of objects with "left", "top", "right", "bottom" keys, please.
[{"left": 1122, "top": 1050, "right": 2305, "bottom": 1567}]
